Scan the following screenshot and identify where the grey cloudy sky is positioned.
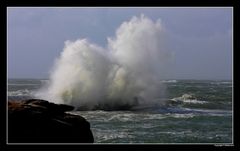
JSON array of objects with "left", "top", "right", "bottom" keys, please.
[{"left": 8, "top": 7, "right": 232, "bottom": 80}]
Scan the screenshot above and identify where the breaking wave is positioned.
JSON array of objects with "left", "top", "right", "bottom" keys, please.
[{"left": 35, "top": 14, "right": 172, "bottom": 110}]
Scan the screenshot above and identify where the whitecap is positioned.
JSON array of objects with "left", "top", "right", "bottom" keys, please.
[
  {"left": 171, "top": 94, "right": 208, "bottom": 104},
  {"left": 8, "top": 89, "right": 33, "bottom": 96},
  {"left": 161, "top": 80, "right": 177, "bottom": 83},
  {"left": 107, "top": 113, "right": 135, "bottom": 122},
  {"left": 182, "top": 99, "right": 208, "bottom": 104},
  {"left": 170, "top": 113, "right": 195, "bottom": 118}
]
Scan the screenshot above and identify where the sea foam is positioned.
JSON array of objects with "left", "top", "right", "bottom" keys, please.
[{"left": 35, "top": 14, "right": 172, "bottom": 110}]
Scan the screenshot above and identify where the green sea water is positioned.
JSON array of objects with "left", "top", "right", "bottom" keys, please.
[{"left": 8, "top": 79, "right": 233, "bottom": 143}]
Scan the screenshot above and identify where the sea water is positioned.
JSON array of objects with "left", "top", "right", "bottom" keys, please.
[{"left": 7, "top": 79, "right": 233, "bottom": 143}]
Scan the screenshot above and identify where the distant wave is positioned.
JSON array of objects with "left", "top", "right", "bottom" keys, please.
[
  {"left": 40, "top": 80, "right": 50, "bottom": 84},
  {"left": 8, "top": 89, "right": 33, "bottom": 97},
  {"left": 170, "top": 94, "right": 208, "bottom": 104},
  {"left": 8, "top": 83, "right": 40, "bottom": 86},
  {"left": 211, "top": 81, "right": 232, "bottom": 85},
  {"left": 161, "top": 80, "right": 177, "bottom": 83}
]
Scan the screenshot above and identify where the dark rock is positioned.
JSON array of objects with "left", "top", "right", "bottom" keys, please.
[
  {"left": 8, "top": 99, "right": 94, "bottom": 143},
  {"left": 77, "top": 97, "right": 141, "bottom": 111}
]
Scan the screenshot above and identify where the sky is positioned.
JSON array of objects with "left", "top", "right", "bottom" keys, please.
[{"left": 7, "top": 7, "right": 232, "bottom": 80}]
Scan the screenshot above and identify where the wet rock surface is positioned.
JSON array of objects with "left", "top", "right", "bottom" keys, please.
[{"left": 8, "top": 99, "right": 94, "bottom": 143}]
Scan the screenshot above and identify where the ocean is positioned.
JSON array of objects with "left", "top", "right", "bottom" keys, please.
[{"left": 7, "top": 79, "right": 233, "bottom": 144}]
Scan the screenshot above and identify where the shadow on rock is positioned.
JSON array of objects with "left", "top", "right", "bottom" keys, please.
[{"left": 8, "top": 99, "right": 94, "bottom": 143}]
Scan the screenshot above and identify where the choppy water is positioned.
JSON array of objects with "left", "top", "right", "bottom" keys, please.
[{"left": 7, "top": 79, "right": 233, "bottom": 143}]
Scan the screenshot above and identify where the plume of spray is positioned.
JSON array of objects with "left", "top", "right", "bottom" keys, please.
[{"left": 35, "top": 14, "right": 171, "bottom": 110}]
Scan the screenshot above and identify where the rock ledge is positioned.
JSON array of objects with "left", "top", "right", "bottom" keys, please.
[{"left": 8, "top": 99, "right": 94, "bottom": 143}]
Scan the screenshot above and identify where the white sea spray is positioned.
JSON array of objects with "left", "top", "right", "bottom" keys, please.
[{"left": 35, "top": 14, "right": 172, "bottom": 109}]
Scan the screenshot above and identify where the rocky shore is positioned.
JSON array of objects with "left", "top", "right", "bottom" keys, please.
[{"left": 8, "top": 99, "right": 94, "bottom": 143}]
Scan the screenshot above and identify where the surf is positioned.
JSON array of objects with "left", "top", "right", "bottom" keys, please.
[{"left": 35, "top": 14, "right": 172, "bottom": 110}]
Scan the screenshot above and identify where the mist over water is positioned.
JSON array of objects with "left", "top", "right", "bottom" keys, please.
[{"left": 35, "top": 14, "right": 172, "bottom": 110}]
